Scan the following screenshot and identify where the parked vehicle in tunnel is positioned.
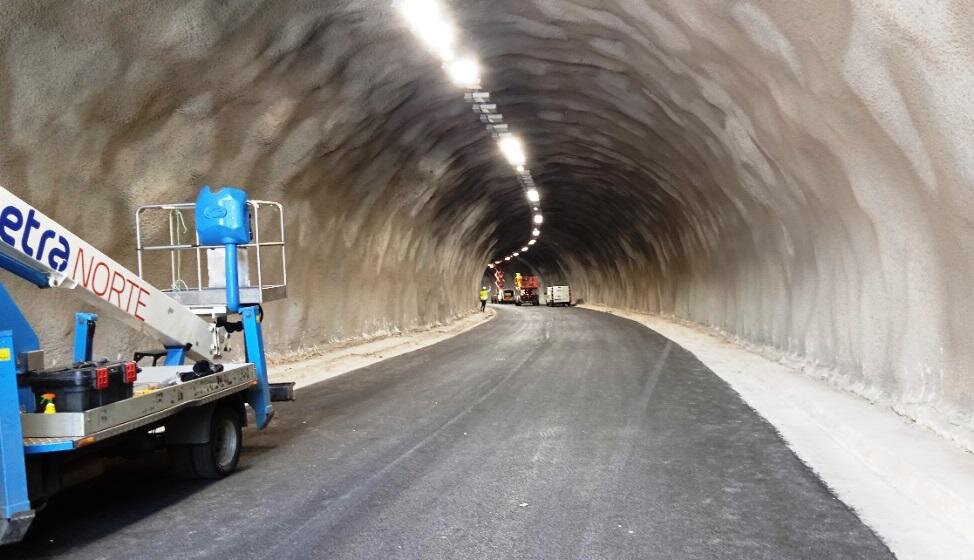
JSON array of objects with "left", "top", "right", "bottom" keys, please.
[
  {"left": 547, "top": 285, "right": 571, "bottom": 307},
  {"left": 500, "top": 289, "right": 516, "bottom": 304},
  {"left": 0, "top": 185, "right": 294, "bottom": 545},
  {"left": 516, "top": 287, "right": 540, "bottom": 306}
]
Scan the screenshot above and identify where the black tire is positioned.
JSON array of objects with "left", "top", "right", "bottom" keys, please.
[{"left": 169, "top": 405, "right": 242, "bottom": 479}]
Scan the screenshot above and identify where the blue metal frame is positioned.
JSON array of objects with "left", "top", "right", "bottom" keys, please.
[
  {"left": 0, "top": 252, "right": 48, "bottom": 288},
  {"left": 163, "top": 346, "right": 187, "bottom": 366},
  {"left": 0, "top": 283, "right": 39, "bottom": 372},
  {"left": 0, "top": 330, "right": 30, "bottom": 519},
  {"left": 0, "top": 281, "right": 39, "bottom": 414},
  {"left": 242, "top": 306, "right": 273, "bottom": 429},
  {"left": 23, "top": 440, "right": 75, "bottom": 455},
  {"left": 224, "top": 243, "right": 241, "bottom": 313},
  {"left": 72, "top": 312, "right": 98, "bottom": 364}
]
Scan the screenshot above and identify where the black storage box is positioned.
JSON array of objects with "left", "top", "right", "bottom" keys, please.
[{"left": 29, "top": 362, "right": 134, "bottom": 412}]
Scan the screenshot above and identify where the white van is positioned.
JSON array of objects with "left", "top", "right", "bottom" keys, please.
[{"left": 547, "top": 285, "right": 571, "bottom": 307}]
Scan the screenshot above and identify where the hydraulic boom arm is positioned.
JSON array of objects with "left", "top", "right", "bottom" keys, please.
[{"left": 0, "top": 186, "right": 217, "bottom": 360}]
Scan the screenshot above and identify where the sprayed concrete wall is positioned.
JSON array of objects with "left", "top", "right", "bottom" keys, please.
[
  {"left": 1, "top": 2, "right": 973, "bottom": 443},
  {"left": 464, "top": 0, "right": 974, "bottom": 447},
  {"left": 0, "top": 1, "right": 513, "bottom": 362}
]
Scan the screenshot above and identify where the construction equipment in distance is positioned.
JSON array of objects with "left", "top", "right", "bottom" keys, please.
[{"left": 514, "top": 274, "right": 540, "bottom": 306}]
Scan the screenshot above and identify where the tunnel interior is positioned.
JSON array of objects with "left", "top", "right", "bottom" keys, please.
[{"left": 1, "top": 1, "right": 972, "bottom": 444}]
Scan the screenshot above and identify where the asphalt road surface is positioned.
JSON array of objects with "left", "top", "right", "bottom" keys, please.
[{"left": 7, "top": 306, "right": 892, "bottom": 559}]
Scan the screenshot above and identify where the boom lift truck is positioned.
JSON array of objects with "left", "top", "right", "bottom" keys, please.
[{"left": 0, "top": 184, "right": 293, "bottom": 544}]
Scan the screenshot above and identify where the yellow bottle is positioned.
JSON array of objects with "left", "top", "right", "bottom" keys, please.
[{"left": 41, "top": 392, "right": 56, "bottom": 414}]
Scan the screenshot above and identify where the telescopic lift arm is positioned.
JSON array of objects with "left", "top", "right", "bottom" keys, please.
[{"left": 0, "top": 187, "right": 220, "bottom": 362}]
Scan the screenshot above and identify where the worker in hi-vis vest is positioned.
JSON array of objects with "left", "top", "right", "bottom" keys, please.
[{"left": 479, "top": 286, "right": 490, "bottom": 312}]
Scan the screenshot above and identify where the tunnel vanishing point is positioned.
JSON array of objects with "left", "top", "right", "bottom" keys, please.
[{"left": 0, "top": 1, "right": 972, "bottom": 447}]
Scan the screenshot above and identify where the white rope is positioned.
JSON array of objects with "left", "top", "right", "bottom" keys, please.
[{"left": 170, "top": 209, "right": 190, "bottom": 291}]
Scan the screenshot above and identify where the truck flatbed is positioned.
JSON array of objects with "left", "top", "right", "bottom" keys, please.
[{"left": 21, "top": 364, "right": 256, "bottom": 454}]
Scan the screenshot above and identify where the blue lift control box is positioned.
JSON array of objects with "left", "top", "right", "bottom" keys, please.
[
  {"left": 196, "top": 186, "right": 251, "bottom": 312},
  {"left": 196, "top": 186, "right": 251, "bottom": 245}
]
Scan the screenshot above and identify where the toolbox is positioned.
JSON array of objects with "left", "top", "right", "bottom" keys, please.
[{"left": 28, "top": 361, "right": 138, "bottom": 412}]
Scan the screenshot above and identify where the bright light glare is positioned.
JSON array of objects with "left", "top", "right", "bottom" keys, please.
[
  {"left": 526, "top": 189, "right": 540, "bottom": 202},
  {"left": 532, "top": 228, "right": 541, "bottom": 237},
  {"left": 533, "top": 213, "right": 543, "bottom": 224},
  {"left": 487, "top": 263, "right": 494, "bottom": 268},
  {"left": 528, "top": 239, "right": 536, "bottom": 245},
  {"left": 498, "top": 135, "right": 526, "bottom": 167},
  {"left": 521, "top": 246, "right": 529, "bottom": 252},
  {"left": 504, "top": 256, "right": 511, "bottom": 261},
  {"left": 512, "top": 252, "right": 519, "bottom": 257},
  {"left": 445, "top": 57, "right": 480, "bottom": 88},
  {"left": 399, "top": 0, "right": 456, "bottom": 60}
]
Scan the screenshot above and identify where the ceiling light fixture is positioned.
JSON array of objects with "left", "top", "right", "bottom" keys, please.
[
  {"left": 445, "top": 56, "right": 480, "bottom": 88},
  {"left": 498, "top": 135, "right": 526, "bottom": 167},
  {"left": 400, "top": 0, "right": 548, "bottom": 269},
  {"left": 399, "top": 0, "right": 457, "bottom": 61}
]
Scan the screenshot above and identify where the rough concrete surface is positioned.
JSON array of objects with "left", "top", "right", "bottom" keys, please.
[
  {"left": 3, "top": 306, "right": 893, "bottom": 559},
  {"left": 1, "top": 1, "right": 973, "bottom": 445}
]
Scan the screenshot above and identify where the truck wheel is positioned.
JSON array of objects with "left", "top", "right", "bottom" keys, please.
[{"left": 169, "top": 405, "right": 242, "bottom": 479}]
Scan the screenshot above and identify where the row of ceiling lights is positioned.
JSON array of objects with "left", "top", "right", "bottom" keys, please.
[{"left": 396, "top": 0, "right": 542, "bottom": 270}]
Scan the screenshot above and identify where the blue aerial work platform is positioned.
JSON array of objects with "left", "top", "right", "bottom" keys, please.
[{"left": 0, "top": 185, "right": 292, "bottom": 544}]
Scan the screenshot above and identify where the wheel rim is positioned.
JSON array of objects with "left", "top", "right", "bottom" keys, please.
[{"left": 214, "top": 416, "right": 238, "bottom": 469}]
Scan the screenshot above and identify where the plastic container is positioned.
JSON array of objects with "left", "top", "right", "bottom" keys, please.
[
  {"left": 195, "top": 186, "right": 251, "bottom": 245},
  {"left": 29, "top": 362, "right": 135, "bottom": 412}
]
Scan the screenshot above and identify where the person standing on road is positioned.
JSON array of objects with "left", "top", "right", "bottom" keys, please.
[{"left": 479, "top": 286, "right": 490, "bottom": 312}]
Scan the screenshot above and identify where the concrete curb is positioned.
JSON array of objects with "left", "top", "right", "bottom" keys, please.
[{"left": 580, "top": 304, "right": 974, "bottom": 560}]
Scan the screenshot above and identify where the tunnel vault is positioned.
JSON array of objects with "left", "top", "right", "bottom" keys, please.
[{"left": 0, "top": 1, "right": 972, "bottom": 443}]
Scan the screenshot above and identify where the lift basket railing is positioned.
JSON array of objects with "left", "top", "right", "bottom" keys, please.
[{"left": 134, "top": 200, "right": 287, "bottom": 312}]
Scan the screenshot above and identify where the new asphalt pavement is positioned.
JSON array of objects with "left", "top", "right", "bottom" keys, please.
[{"left": 6, "top": 305, "right": 892, "bottom": 559}]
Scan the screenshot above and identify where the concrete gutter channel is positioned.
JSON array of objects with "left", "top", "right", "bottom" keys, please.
[{"left": 266, "top": 303, "right": 974, "bottom": 559}]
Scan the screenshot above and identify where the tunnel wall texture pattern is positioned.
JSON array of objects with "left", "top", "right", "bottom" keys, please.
[
  {"left": 0, "top": 1, "right": 507, "bottom": 362},
  {"left": 1, "top": 2, "right": 973, "bottom": 444},
  {"left": 480, "top": 0, "right": 974, "bottom": 446}
]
